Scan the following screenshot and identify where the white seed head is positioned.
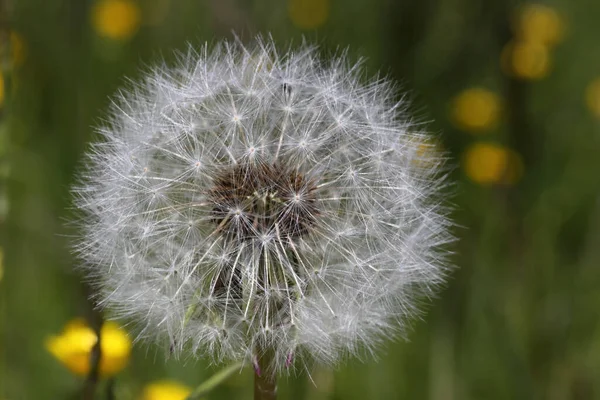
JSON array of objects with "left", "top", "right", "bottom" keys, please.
[{"left": 72, "top": 36, "right": 453, "bottom": 374}]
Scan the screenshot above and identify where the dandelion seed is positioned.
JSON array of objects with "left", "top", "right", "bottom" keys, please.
[{"left": 72, "top": 36, "right": 453, "bottom": 378}]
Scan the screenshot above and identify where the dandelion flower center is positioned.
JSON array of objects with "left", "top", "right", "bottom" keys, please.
[{"left": 209, "top": 162, "right": 319, "bottom": 241}]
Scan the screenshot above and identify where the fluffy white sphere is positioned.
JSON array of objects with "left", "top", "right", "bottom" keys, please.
[{"left": 73, "top": 36, "right": 453, "bottom": 374}]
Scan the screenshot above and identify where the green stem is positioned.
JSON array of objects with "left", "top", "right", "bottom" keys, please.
[
  {"left": 185, "top": 361, "right": 244, "bottom": 400},
  {"left": 82, "top": 302, "right": 103, "bottom": 400},
  {"left": 254, "top": 351, "right": 277, "bottom": 400}
]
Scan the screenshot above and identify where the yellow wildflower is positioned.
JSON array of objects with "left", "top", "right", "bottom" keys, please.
[
  {"left": 92, "top": 0, "right": 141, "bottom": 41},
  {"left": 451, "top": 88, "right": 501, "bottom": 133},
  {"left": 514, "top": 4, "right": 565, "bottom": 47},
  {"left": 501, "top": 40, "right": 551, "bottom": 80},
  {"left": 46, "top": 318, "right": 131, "bottom": 378},
  {"left": 140, "top": 380, "right": 192, "bottom": 400},
  {"left": 585, "top": 78, "right": 600, "bottom": 119},
  {"left": 288, "top": 0, "right": 330, "bottom": 30},
  {"left": 463, "top": 142, "right": 523, "bottom": 185}
]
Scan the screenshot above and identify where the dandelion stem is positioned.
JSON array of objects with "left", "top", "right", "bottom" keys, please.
[
  {"left": 185, "top": 361, "right": 244, "bottom": 400},
  {"left": 254, "top": 349, "right": 277, "bottom": 400},
  {"left": 82, "top": 288, "right": 104, "bottom": 400}
]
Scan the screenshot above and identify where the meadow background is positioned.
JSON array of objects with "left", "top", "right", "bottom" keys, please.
[{"left": 2, "top": 0, "right": 600, "bottom": 399}]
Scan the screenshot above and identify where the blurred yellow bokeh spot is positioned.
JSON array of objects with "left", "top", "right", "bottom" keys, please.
[
  {"left": 451, "top": 88, "right": 501, "bottom": 133},
  {"left": 46, "top": 318, "right": 132, "bottom": 378},
  {"left": 10, "top": 32, "right": 27, "bottom": 67},
  {"left": 585, "top": 78, "right": 600, "bottom": 119},
  {"left": 514, "top": 4, "right": 565, "bottom": 47},
  {"left": 501, "top": 40, "right": 551, "bottom": 80},
  {"left": 463, "top": 142, "right": 523, "bottom": 185},
  {"left": 92, "top": 0, "right": 141, "bottom": 41},
  {"left": 1, "top": 31, "right": 26, "bottom": 68},
  {"left": 140, "top": 380, "right": 192, "bottom": 400},
  {"left": 289, "top": 0, "right": 330, "bottom": 30}
]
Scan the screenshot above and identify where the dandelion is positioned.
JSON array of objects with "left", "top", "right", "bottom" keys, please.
[
  {"left": 501, "top": 40, "right": 551, "bottom": 80},
  {"left": 46, "top": 319, "right": 131, "bottom": 378},
  {"left": 140, "top": 381, "right": 192, "bottom": 400},
  {"left": 501, "top": 4, "right": 564, "bottom": 81},
  {"left": 462, "top": 142, "right": 523, "bottom": 185},
  {"left": 513, "top": 4, "right": 565, "bottom": 47},
  {"left": 451, "top": 87, "right": 501, "bottom": 133},
  {"left": 73, "top": 36, "right": 453, "bottom": 397},
  {"left": 91, "top": 0, "right": 141, "bottom": 41}
]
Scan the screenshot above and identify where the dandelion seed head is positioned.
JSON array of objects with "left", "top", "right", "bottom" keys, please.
[{"left": 72, "top": 36, "right": 453, "bottom": 374}]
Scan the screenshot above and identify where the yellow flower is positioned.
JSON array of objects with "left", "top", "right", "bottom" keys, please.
[
  {"left": 46, "top": 319, "right": 131, "bottom": 378},
  {"left": 585, "top": 78, "right": 600, "bottom": 119},
  {"left": 451, "top": 88, "right": 501, "bottom": 133},
  {"left": 514, "top": 4, "right": 565, "bottom": 47},
  {"left": 501, "top": 40, "right": 551, "bottom": 80},
  {"left": 463, "top": 142, "right": 523, "bottom": 185},
  {"left": 92, "top": 0, "right": 141, "bottom": 41},
  {"left": 288, "top": 0, "right": 330, "bottom": 30},
  {"left": 140, "top": 380, "right": 192, "bottom": 400}
]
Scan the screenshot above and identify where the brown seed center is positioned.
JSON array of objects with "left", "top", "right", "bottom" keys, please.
[{"left": 208, "top": 162, "right": 319, "bottom": 241}]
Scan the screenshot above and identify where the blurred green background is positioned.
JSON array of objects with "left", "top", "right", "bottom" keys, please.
[{"left": 2, "top": 0, "right": 600, "bottom": 399}]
